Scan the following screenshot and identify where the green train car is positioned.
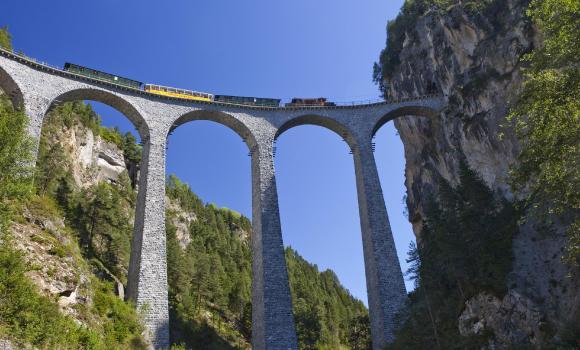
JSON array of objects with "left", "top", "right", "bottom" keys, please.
[
  {"left": 214, "top": 95, "right": 281, "bottom": 107},
  {"left": 64, "top": 63, "right": 143, "bottom": 89}
]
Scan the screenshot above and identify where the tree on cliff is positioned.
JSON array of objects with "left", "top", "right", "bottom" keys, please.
[
  {"left": 508, "top": 0, "right": 580, "bottom": 266},
  {"left": 386, "top": 162, "right": 517, "bottom": 349},
  {"left": 0, "top": 22, "right": 32, "bottom": 211},
  {"left": 0, "top": 26, "right": 12, "bottom": 50},
  {"left": 0, "top": 94, "right": 34, "bottom": 227}
]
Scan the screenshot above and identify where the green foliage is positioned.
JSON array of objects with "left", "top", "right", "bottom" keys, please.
[
  {"left": 0, "top": 26, "right": 12, "bottom": 50},
  {"left": 38, "top": 101, "right": 141, "bottom": 194},
  {"left": 28, "top": 102, "right": 147, "bottom": 348},
  {"left": 92, "top": 280, "right": 145, "bottom": 348},
  {"left": 0, "top": 234, "right": 146, "bottom": 349},
  {"left": 36, "top": 102, "right": 99, "bottom": 196},
  {"left": 36, "top": 101, "right": 140, "bottom": 283},
  {"left": 166, "top": 175, "right": 253, "bottom": 348},
  {"left": 373, "top": 0, "right": 506, "bottom": 97},
  {"left": 0, "top": 238, "right": 94, "bottom": 349},
  {"left": 0, "top": 94, "right": 34, "bottom": 229},
  {"left": 122, "top": 131, "right": 142, "bottom": 165},
  {"left": 166, "top": 175, "right": 205, "bottom": 213},
  {"left": 99, "top": 126, "right": 141, "bottom": 165},
  {"left": 0, "top": 27, "right": 145, "bottom": 349},
  {"left": 67, "top": 181, "right": 135, "bottom": 284},
  {"left": 508, "top": 0, "right": 580, "bottom": 266},
  {"left": 100, "top": 125, "right": 124, "bottom": 147},
  {"left": 166, "top": 175, "right": 370, "bottom": 349},
  {"left": 286, "top": 247, "right": 370, "bottom": 349},
  {"left": 346, "top": 314, "right": 372, "bottom": 350},
  {"left": 387, "top": 162, "right": 518, "bottom": 349}
]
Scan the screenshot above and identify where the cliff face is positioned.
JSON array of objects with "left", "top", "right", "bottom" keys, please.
[
  {"left": 381, "top": 0, "right": 578, "bottom": 347},
  {"left": 50, "top": 123, "right": 137, "bottom": 189},
  {"left": 389, "top": 0, "right": 532, "bottom": 234},
  {"left": 12, "top": 121, "right": 133, "bottom": 320}
]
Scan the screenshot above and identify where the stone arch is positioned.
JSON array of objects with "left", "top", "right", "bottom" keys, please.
[
  {"left": 171, "top": 109, "right": 257, "bottom": 150},
  {"left": 275, "top": 114, "right": 358, "bottom": 150},
  {"left": 372, "top": 105, "right": 439, "bottom": 138},
  {"left": 46, "top": 88, "right": 150, "bottom": 140},
  {"left": 0, "top": 65, "right": 24, "bottom": 109}
]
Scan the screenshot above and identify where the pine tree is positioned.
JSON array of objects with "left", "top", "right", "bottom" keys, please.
[
  {"left": 388, "top": 162, "right": 518, "bottom": 349},
  {"left": 0, "top": 94, "right": 33, "bottom": 226}
]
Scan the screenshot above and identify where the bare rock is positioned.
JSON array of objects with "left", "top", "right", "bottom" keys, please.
[
  {"left": 166, "top": 196, "right": 196, "bottom": 250},
  {"left": 10, "top": 221, "right": 91, "bottom": 322},
  {"left": 60, "top": 124, "right": 130, "bottom": 188},
  {"left": 459, "top": 291, "right": 544, "bottom": 349}
]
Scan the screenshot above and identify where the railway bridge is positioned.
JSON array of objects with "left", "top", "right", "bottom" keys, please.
[{"left": 0, "top": 48, "right": 444, "bottom": 350}]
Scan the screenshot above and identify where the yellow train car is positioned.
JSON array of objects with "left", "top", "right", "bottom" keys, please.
[{"left": 144, "top": 84, "right": 213, "bottom": 102}]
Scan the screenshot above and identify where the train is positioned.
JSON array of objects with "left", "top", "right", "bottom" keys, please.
[
  {"left": 285, "top": 97, "right": 336, "bottom": 107},
  {"left": 63, "top": 62, "right": 333, "bottom": 108}
]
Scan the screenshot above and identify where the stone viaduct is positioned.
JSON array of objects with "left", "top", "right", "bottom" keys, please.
[{"left": 0, "top": 47, "right": 444, "bottom": 350}]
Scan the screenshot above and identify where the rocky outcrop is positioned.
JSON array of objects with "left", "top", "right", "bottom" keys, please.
[
  {"left": 458, "top": 291, "right": 544, "bottom": 348},
  {"left": 388, "top": 0, "right": 534, "bottom": 233},
  {"left": 60, "top": 124, "right": 131, "bottom": 188},
  {"left": 7, "top": 122, "right": 137, "bottom": 321},
  {"left": 166, "top": 195, "right": 196, "bottom": 249},
  {"left": 11, "top": 207, "right": 92, "bottom": 322},
  {"left": 383, "top": 0, "right": 578, "bottom": 346},
  {"left": 50, "top": 123, "right": 138, "bottom": 188}
]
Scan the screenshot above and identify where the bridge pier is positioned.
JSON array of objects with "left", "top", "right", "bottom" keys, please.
[
  {"left": 352, "top": 140, "right": 407, "bottom": 350},
  {"left": 251, "top": 140, "right": 299, "bottom": 350},
  {"left": 23, "top": 93, "right": 52, "bottom": 157},
  {"left": 127, "top": 131, "right": 170, "bottom": 349}
]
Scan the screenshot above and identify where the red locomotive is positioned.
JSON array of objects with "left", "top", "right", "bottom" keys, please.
[{"left": 285, "top": 97, "right": 336, "bottom": 107}]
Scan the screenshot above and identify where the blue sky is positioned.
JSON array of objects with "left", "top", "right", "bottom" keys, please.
[{"left": 1, "top": 0, "right": 413, "bottom": 304}]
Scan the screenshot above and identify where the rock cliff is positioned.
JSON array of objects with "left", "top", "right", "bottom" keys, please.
[
  {"left": 378, "top": 0, "right": 578, "bottom": 347},
  {"left": 10, "top": 119, "right": 134, "bottom": 321},
  {"left": 52, "top": 123, "right": 135, "bottom": 189},
  {"left": 388, "top": 0, "right": 532, "bottom": 234}
]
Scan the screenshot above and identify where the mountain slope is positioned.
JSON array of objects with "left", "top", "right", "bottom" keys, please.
[{"left": 1, "top": 92, "right": 371, "bottom": 349}]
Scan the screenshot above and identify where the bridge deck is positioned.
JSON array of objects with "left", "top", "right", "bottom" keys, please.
[{"left": 0, "top": 47, "right": 439, "bottom": 111}]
